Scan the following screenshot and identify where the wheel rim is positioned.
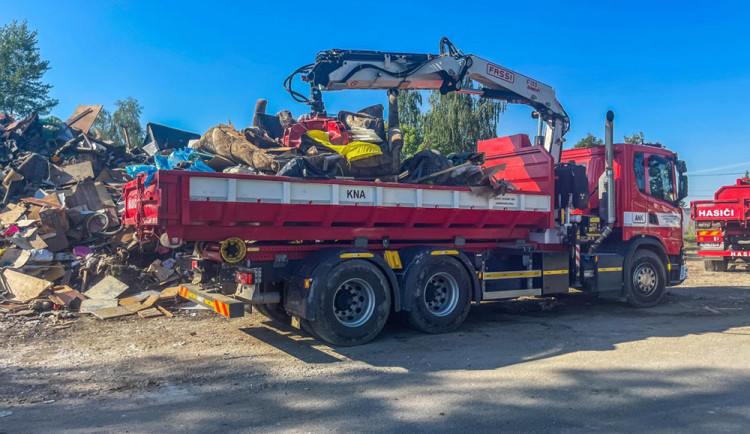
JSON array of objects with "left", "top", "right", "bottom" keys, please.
[
  {"left": 632, "top": 263, "right": 658, "bottom": 296},
  {"left": 423, "top": 272, "right": 459, "bottom": 317},
  {"left": 332, "top": 278, "right": 375, "bottom": 327}
]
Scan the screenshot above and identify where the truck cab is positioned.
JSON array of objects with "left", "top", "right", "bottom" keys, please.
[{"left": 561, "top": 142, "right": 689, "bottom": 292}]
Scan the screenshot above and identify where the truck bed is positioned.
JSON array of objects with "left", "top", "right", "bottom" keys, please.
[{"left": 122, "top": 170, "right": 554, "bottom": 244}]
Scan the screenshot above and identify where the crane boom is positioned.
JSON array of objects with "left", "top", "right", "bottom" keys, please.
[{"left": 288, "top": 38, "right": 570, "bottom": 161}]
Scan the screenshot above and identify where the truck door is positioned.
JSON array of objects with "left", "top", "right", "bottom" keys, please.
[{"left": 630, "top": 151, "right": 682, "bottom": 249}]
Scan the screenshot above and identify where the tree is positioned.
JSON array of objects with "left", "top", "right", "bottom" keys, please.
[
  {"left": 397, "top": 90, "right": 425, "bottom": 158},
  {"left": 421, "top": 78, "right": 505, "bottom": 155},
  {"left": 744, "top": 170, "right": 749, "bottom": 178},
  {"left": 624, "top": 131, "right": 646, "bottom": 144},
  {"left": 573, "top": 133, "right": 603, "bottom": 148},
  {"left": 92, "top": 98, "right": 145, "bottom": 147},
  {"left": 0, "top": 20, "right": 58, "bottom": 117}
]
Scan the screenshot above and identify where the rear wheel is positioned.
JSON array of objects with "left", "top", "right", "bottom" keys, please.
[
  {"left": 705, "top": 258, "right": 728, "bottom": 272},
  {"left": 407, "top": 256, "right": 472, "bottom": 334},
  {"left": 719, "top": 258, "right": 729, "bottom": 271},
  {"left": 253, "top": 303, "right": 291, "bottom": 325},
  {"left": 625, "top": 250, "right": 666, "bottom": 308},
  {"left": 308, "top": 260, "right": 391, "bottom": 346}
]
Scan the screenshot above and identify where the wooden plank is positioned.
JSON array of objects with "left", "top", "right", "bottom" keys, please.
[
  {"left": 137, "top": 308, "right": 163, "bottom": 318},
  {"left": 85, "top": 275, "right": 129, "bottom": 299},
  {"left": 2, "top": 269, "right": 53, "bottom": 302},
  {"left": 92, "top": 306, "right": 135, "bottom": 320},
  {"left": 156, "top": 306, "right": 173, "bottom": 317}
]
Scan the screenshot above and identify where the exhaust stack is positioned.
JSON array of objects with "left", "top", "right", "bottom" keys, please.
[
  {"left": 605, "top": 110, "right": 616, "bottom": 225},
  {"left": 589, "top": 110, "right": 616, "bottom": 253}
]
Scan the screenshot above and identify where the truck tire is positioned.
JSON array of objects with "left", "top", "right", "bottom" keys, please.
[
  {"left": 299, "top": 318, "right": 321, "bottom": 339},
  {"left": 713, "top": 259, "right": 729, "bottom": 272},
  {"left": 625, "top": 249, "right": 666, "bottom": 308},
  {"left": 308, "top": 260, "right": 391, "bottom": 347},
  {"left": 253, "top": 303, "right": 291, "bottom": 325},
  {"left": 704, "top": 259, "right": 728, "bottom": 272},
  {"left": 406, "top": 256, "right": 472, "bottom": 334}
]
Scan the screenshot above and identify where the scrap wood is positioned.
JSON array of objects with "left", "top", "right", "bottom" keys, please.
[
  {"left": 119, "top": 295, "right": 143, "bottom": 306},
  {"left": 137, "top": 308, "right": 162, "bottom": 318},
  {"left": 1, "top": 269, "right": 53, "bottom": 302},
  {"left": 49, "top": 161, "right": 95, "bottom": 186},
  {"left": 48, "top": 286, "right": 86, "bottom": 308},
  {"left": 157, "top": 305, "right": 173, "bottom": 317},
  {"left": 8, "top": 309, "right": 36, "bottom": 317},
  {"left": 53, "top": 320, "right": 75, "bottom": 330},
  {"left": 79, "top": 298, "right": 118, "bottom": 314},
  {"left": 124, "top": 302, "right": 146, "bottom": 313},
  {"left": 66, "top": 105, "right": 103, "bottom": 134},
  {"left": 85, "top": 275, "right": 129, "bottom": 300},
  {"left": 20, "top": 196, "right": 64, "bottom": 209},
  {"left": 0, "top": 301, "right": 29, "bottom": 312},
  {"left": 92, "top": 305, "right": 135, "bottom": 320},
  {"left": 159, "top": 286, "right": 181, "bottom": 304},
  {"left": 0, "top": 204, "right": 26, "bottom": 225},
  {"left": 141, "top": 295, "right": 160, "bottom": 310}
]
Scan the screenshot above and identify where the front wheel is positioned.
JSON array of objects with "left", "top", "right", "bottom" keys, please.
[
  {"left": 308, "top": 260, "right": 391, "bottom": 347},
  {"left": 625, "top": 250, "right": 666, "bottom": 308}
]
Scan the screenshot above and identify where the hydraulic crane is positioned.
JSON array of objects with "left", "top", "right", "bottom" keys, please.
[{"left": 285, "top": 37, "right": 570, "bottom": 162}]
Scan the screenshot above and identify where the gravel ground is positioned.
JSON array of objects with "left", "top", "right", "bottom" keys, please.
[{"left": 1, "top": 248, "right": 749, "bottom": 433}]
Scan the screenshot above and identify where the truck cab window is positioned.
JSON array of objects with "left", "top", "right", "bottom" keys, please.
[
  {"left": 647, "top": 155, "right": 675, "bottom": 202},
  {"left": 634, "top": 152, "right": 646, "bottom": 193}
]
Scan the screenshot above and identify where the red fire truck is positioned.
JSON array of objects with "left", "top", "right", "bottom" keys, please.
[
  {"left": 691, "top": 178, "right": 750, "bottom": 271},
  {"left": 122, "top": 40, "right": 688, "bottom": 346}
]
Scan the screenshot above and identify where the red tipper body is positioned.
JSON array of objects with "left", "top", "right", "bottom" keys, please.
[{"left": 691, "top": 178, "right": 750, "bottom": 261}]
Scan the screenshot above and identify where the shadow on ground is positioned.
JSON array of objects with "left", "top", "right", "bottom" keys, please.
[{"left": 2, "top": 284, "right": 749, "bottom": 432}]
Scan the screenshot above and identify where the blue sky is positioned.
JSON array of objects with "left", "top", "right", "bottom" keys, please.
[{"left": 4, "top": 1, "right": 750, "bottom": 201}]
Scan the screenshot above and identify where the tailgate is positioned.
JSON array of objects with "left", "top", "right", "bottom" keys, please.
[{"left": 691, "top": 200, "right": 743, "bottom": 221}]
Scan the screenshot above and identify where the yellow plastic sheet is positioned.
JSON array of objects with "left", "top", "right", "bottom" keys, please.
[{"left": 305, "top": 130, "right": 382, "bottom": 162}]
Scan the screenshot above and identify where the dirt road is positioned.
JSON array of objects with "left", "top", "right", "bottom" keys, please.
[{"left": 2, "top": 251, "right": 749, "bottom": 433}]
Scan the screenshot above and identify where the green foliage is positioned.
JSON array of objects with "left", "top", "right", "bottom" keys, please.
[
  {"left": 396, "top": 79, "right": 505, "bottom": 157},
  {"left": 0, "top": 20, "right": 58, "bottom": 117},
  {"left": 397, "top": 90, "right": 423, "bottom": 129},
  {"left": 397, "top": 90, "right": 425, "bottom": 158},
  {"left": 400, "top": 125, "right": 423, "bottom": 158},
  {"left": 744, "top": 170, "right": 749, "bottom": 178},
  {"left": 423, "top": 79, "right": 505, "bottom": 155},
  {"left": 92, "top": 98, "right": 145, "bottom": 147},
  {"left": 573, "top": 133, "right": 603, "bottom": 149},
  {"left": 624, "top": 131, "right": 646, "bottom": 144}
]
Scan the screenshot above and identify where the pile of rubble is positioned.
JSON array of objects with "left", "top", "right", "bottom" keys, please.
[{"left": 0, "top": 105, "right": 198, "bottom": 324}]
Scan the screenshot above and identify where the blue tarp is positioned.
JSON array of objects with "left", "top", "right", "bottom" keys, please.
[{"left": 127, "top": 148, "right": 214, "bottom": 187}]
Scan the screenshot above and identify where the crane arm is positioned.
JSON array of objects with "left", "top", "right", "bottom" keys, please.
[{"left": 288, "top": 38, "right": 570, "bottom": 162}]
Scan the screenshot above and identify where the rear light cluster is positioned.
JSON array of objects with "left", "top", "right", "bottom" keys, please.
[{"left": 235, "top": 271, "right": 254, "bottom": 285}]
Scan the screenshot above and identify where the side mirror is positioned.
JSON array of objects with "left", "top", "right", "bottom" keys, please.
[
  {"left": 677, "top": 173, "right": 689, "bottom": 202},
  {"left": 676, "top": 159, "right": 687, "bottom": 174}
]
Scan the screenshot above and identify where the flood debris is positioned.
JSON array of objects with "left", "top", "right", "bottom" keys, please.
[{"left": 0, "top": 105, "right": 201, "bottom": 325}]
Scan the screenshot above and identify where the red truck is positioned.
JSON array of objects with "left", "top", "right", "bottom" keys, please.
[
  {"left": 691, "top": 178, "right": 750, "bottom": 271},
  {"left": 122, "top": 41, "right": 689, "bottom": 346}
]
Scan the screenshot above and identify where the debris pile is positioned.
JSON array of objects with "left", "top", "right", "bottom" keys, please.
[
  {"left": 0, "top": 106, "right": 197, "bottom": 324},
  {"left": 127, "top": 100, "right": 505, "bottom": 188}
]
